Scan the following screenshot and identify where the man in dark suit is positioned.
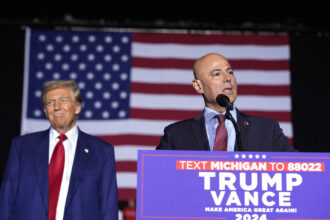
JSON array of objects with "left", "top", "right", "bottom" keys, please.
[
  {"left": 157, "top": 53, "right": 296, "bottom": 152},
  {"left": 0, "top": 80, "right": 118, "bottom": 220}
]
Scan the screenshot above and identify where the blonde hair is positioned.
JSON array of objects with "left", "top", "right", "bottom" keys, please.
[{"left": 41, "top": 80, "right": 82, "bottom": 107}]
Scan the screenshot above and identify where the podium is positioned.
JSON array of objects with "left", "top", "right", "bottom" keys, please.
[{"left": 136, "top": 150, "right": 330, "bottom": 220}]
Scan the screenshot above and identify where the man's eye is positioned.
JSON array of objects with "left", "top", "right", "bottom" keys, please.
[
  {"left": 47, "top": 101, "right": 54, "bottom": 105},
  {"left": 61, "top": 98, "right": 68, "bottom": 102},
  {"left": 229, "top": 71, "right": 234, "bottom": 75}
]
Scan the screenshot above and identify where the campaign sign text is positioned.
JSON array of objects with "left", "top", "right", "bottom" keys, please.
[{"left": 136, "top": 150, "right": 330, "bottom": 220}]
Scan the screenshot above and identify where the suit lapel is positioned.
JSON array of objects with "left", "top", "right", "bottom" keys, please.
[
  {"left": 33, "top": 129, "right": 50, "bottom": 212},
  {"left": 65, "top": 130, "right": 91, "bottom": 209},
  {"left": 192, "top": 113, "right": 210, "bottom": 150},
  {"left": 236, "top": 109, "right": 250, "bottom": 151}
]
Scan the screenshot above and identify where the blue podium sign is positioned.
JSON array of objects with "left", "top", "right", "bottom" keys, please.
[{"left": 136, "top": 150, "right": 330, "bottom": 220}]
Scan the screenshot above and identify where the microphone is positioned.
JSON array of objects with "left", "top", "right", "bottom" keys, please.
[
  {"left": 216, "top": 94, "right": 233, "bottom": 111},
  {"left": 216, "top": 94, "right": 243, "bottom": 151}
]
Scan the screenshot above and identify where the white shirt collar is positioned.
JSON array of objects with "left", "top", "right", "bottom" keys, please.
[
  {"left": 49, "top": 125, "right": 79, "bottom": 144},
  {"left": 203, "top": 105, "right": 237, "bottom": 122}
]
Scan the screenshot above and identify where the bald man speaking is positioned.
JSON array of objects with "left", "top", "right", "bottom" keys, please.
[{"left": 157, "top": 53, "right": 296, "bottom": 152}]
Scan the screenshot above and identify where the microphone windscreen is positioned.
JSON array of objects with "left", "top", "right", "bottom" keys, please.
[{"left": 216, "top": 94, "right": 230, "bottom": 108}]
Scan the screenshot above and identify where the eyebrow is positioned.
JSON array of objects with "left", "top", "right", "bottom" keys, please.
[
  {"left": 211, "top": 67, "right": 233, "bottom": 73},
  {"left": 46, "top": 96, "right": 70, "bottom": 101}
]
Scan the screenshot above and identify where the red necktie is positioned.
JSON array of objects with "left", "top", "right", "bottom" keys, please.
[
  {"left": 49, "top": 134, "right": 67, "bottom": 220},
  {"left": 214, "top": 115, "right": 228, "bottom": 151}
]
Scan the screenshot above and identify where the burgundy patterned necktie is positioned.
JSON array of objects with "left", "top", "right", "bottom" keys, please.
[
  {"left": 214, "top": 115, "right": 228, "bottom": 151},
  {"left": 49, "top": 134, "right": 67, "bottom": 220}
]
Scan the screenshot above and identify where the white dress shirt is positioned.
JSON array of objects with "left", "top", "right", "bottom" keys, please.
[
  {"left": 49, "top": 125, "right": 78, "bottom": 220},
  {"left": 204, "top": 106, "right": 237, "bottom": 151}
]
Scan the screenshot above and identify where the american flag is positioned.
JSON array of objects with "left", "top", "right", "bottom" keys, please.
[{"left": 21, "top": 28, "right": 292, "bottom": 200}]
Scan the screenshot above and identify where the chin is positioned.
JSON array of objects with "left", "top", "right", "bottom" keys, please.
[
  {"left": 229, "top": 95, "right": 237, "bottom": 103},
  {"left": 53, "top": 121, "right": 67, "bottom": 128}
]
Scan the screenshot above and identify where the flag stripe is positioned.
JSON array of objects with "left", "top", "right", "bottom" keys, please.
[
  {"left": 131, "top": 108, "right": 201, "bottom": 121},
  {"left": 133, "top": 57, "right": 289, "bottom": 70},
  {"left": 235, "top": 70, "right": 290, "bottom": 85},
  {"left": 133, "top": 32, "right": 289, "bottom": 45},
  {"left": 131, "top": 68, "right": 291, "bottom": 85},
  {"left": 131, "top": 82, "right": 290, "bottom": 96},
  {"left": 239, "top": 110, "right": 292, "bottom": 122},
  {"left": 132, "top": 43, "right": 289, "bottom": 60},
  {"left": 117, "top": 172, "right": 137, "bottom": 188},
  {"left": 235, "top": 95, "right": 291, "bottom": 111},
  {"left": 98, "top": 135, "right": 160, "bottom": 146},
  {"left": 116, "top": 161, "right": 137, "bottom": 172},
  {"left": 114, "top": 146, "right": 152, "bottom": 161},
  {"left": 118, "top": 188, "right": 136, "bottom": 201},
  {"left": 131, "top": 93, "right": 291, "bottom": 111}
]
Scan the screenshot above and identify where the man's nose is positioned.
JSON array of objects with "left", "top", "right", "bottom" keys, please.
[
  {"left": 223, "top": 72, "right": 232, "bottom": 82},
  {"left": 54, "top": 100, "right": 61, "bottom": 110}
]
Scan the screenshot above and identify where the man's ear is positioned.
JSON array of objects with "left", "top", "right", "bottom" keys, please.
[
  {"left": 43, "top": 108, "right": 48, "bottom": 117},
  {"left": 75, "top": 103, "right": 82, "bottom": 115},
  {"left": 192, "top": 79, "right": 203, "bottom": 94}
]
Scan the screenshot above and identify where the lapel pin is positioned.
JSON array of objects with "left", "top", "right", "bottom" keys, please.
[
  {"left": 243, "top": 121, "right": 249, "bottom": 126},
  {"left": 84, "top": 148, "right": 89, "bottom": 153}
]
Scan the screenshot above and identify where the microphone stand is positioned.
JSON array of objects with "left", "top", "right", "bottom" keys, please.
[{"left": 225, "top": 107, "right": 243, "bottom": 151}]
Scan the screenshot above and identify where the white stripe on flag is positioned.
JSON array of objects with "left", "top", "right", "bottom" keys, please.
[
  {"left": 133, "top": 43, "right": 290, "bottom": 60},
  {"left": 131, "top": 93, "right": 291, "bottom": 111},
  {"left": 130, "top": 93, "right": 204, "bottom": 110},
  {"left": 235, "top": 96, "right": 291, "bottom": 111},
  {"left": 114, "top": 146, "right": 153, "bottom": 161},
  {"left": 235, "top": 70, "right": 290, "bottom": 85},
  {"left": 132, "top": 68, "right": 290, "bottom": 86},
  {"left": 116, "top": 172, "right": 137, "bottom": 188},
  {"left": 132, "top": 68, "right": 193, "bottom": 84}
]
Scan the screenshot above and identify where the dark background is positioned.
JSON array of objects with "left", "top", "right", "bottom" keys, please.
[{"left": 1, "top": 0, "right": 330, "bottom": 186}]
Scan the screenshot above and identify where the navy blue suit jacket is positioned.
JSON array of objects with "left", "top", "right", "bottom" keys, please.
[
  {"left": 0, "top": 128, "right": 118, "bottom": 220},
  {"left": 157, "top": 110, "right": 296, "bottom": 152}
]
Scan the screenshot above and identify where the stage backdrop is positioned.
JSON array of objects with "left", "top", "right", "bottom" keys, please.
[{"left": 21, "top": 28, "right": 292, "bottom": 200}]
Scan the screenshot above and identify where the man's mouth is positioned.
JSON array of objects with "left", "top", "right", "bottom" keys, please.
[
  {"left": 222, "top": 87, "right": 232, "bottom": 94},
  {"left": 54, "top": 113, "right": 65, "bottom": 117}
]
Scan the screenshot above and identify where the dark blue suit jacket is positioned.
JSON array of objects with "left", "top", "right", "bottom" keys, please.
[
  {"left": 0, "top": 129, "right": 118, "bottom": 220},
  {"left": 157, "top": 110, "right": 296, "bottom": 152}
]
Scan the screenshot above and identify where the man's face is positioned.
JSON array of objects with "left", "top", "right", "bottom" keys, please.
[
  {"left": 193, "top": 54, "right": 238, "bottom": 110},
  {"left": 44, "top": 87, "right": 81, "bottom": 133}
]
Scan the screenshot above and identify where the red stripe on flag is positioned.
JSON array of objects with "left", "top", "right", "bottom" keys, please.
[
  {"left": 116, "top": 161, "right": 137, "bottom": 172},
  {"left": 131, "top": 108, "right": 201, "bottom": 121},
  {"left": 132, "top": 57, "right": 194, "bottom": 69},
  {"left": 241, "top": 110, "right": 292, "bottom": 122},
  {"left": 131, "top": 82, "right": 196, "bottom": 95},
  {"left": 230, "top": 60, "right": 289, "bottom": 70},
  {"left": 98, "top": 134, "right": 161, "bottom": 146},
  {"left": 238, "top": 85, "right": 290, "bottom": 96},
  {"left": 118, "top": 188, "right": 136, "bottom": 201},
  {"left": 133, "top": 32, "right": 289, "bottom": 45},
  {"left": 131, "top": 82, "right": 290, "bottom": 96},
  {"left": 132, "top": 57, "right": 289, "bottom": 70}
]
